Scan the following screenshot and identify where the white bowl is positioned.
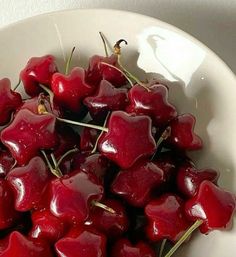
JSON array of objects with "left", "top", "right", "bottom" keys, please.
[{"left": 0, "top": 9, "right": 235, "bottom": 257}]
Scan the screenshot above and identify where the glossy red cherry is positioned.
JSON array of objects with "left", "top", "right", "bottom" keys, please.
[
  {"left": 84, "top": 79, "right": 128, "bottom": 119},
  {"left": 166, "top": 114, "right": 203, "bottom": 150},
  {"left": 0, "top": 231, "right": 53, "bottom": 257},
  {"left": 29, "top": 209, "right": 66, "bottom": 243},
  {"left": 0, "top": 179, "right": 21, "bottom": 229},
  {"left": 49, "top": 170, "right": 104, "bottom": 224},
  {"left": 51, "top": 67, "right": 94, "bottom": 113},
  {"left": 145, "top": 194, "right": 191, "bottom": 242},
  {"left": 111, "top": 238, "right": 155, "bottom": 257},
  {"left": 1, "top": 109, "right": 57, "bottom": 165},
  {"left": 185, "top": 180, "right": 236, "bottom": 234},
  {"left": 111, "top": 160, "right": 164, "bottom": 207},
  {"left": 6, "top": 156, "right": 51, "bottom": 211},
  {"left": 126, "top": 83, "right": 177, "bottom": 127},
  {"left": 86, "top": 54, "right": 126, "bottom": 87},
  {"left": 55, "top": 227, "right": 107, "bottom": 257},
  {"left": 0, "top": 78, "right": 22, "bottom": 125},
  {"left": 177, "top": 162, "right": 219, "bottom": 198},
  {"left": 0, "top": 148, "right": 15, "bottom": 178},
  {"left": 87, "top": 199, "right": 129, "bottom": 237},
  {"left": 98, "top": 111, "right": 156, "bottom": 169},
  {"left": 20, "top": 55, "right": 57, "bottom": 96}
]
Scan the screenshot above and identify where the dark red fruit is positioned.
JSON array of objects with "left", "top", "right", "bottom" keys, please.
[
  {"left": 145, "top": 194, "right": 191, "bottom": 242},
  {"left": 7, "top": 156, "right": 51, "bottom": 211},
  {"left": 51, "top": 67, "right": 94, "bottom": 113},
  {"left": 0, "top": 148, "right": 15, "bottom": 178},
  {"left": 84, "top": 79, "right": 128, "bottom": 119},
  {"left": 20, "top": 55, "right": 57, "bottom": 96},
  {"left": 1, "top": 109, "right": 57, "bottom": 165},
  {"left": 111, "top": 238, "right": 155, "bottom": 257},
  {"left": 185, "top": 180, "right": 236, "bottom": 234},
  {"left": 112, "top": 160, "right": 164, "bottom": 207},
  {"left": 87, "top": 199, "right": 129, "bottom": 237},
  {"left": 177, "top": 162, "right": 219, "bottom": 198},
  {"left": 98, "top": 111, "right": 156, "bottom": 169},
  {"left": 55, "top": 227, "right": 107, "bottom": 257},
  {"left": 126, "top": 83, "right": 177, "bottom": 127},
  {"left": 0, "top": 78, "right": 22, "bottom": 125},
  {"left": 166, "top": 114, "right": 203, "bottom": 150}
]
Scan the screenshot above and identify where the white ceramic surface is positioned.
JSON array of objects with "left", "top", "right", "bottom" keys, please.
[{"left": 0, "top": 9, "right": 235, "bottom": 256}]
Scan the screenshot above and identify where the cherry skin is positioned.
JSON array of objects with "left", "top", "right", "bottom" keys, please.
[
  {"left": 49, "top": 170, "right": 104, "bottom": 224},
  {"left": 145, "top": 194, "right": 191, "bottom": 242},
  {"left": 111, "top": 238, "right": 155, "bottom": 257},
  {"left": 51, "top": 67, "right": 94, "bottom": 113},
  {"left": 126, "top": 83, "right": 177, "bottom": 127},
  {"left": 0, "top": 231, "right": 53, "bottom": 257},
  {"left": 87, "top": 199, "right": 129, "bottom": 238},
  {"left": 185, "top": 180, "right": 236, "bottom": 234},
  {"left": 0, "top": 78, "right": 22, "bottom": 125},
  {"left": 29, "top": 209, "right": 67, "bottom": 243},
  {"left": 0, "top": 148, "right": 15, "bottom": 178},
  {"left": 83, "top": 79, "right": 129, "bottom": 119},
  {"left": 55, "top": 227, "right": 107, "bottom": 257},
  {"left": 0, "top": 109, "right": 58, "bottom": 165},
  {"left": 98, "top": 111, "right": 156, "bottom": 169},
  {"left": 166, "top": 114, "right": 203, "bottom": 150},
  {"left": 111, "top": 160, "right": 164, "bottom": 207},
  {"left": 177, "top": 162, "right": 219, "bottom": 198},
  {"left": 20, "top": 54, "right": 57, "bottom": 96},
  {"left": 6, "top": 156, "right": 51, "bottom": 211}
]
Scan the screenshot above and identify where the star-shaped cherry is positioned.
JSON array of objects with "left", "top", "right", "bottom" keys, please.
[
  {"left": 6, "top": 156, "right": 51, "bottom": 211},
  {"left": 20, "top": 55, "right": 58, "bottom": 96},
  {"left": 126, "top": 83, "right": 177, "bottom": 127},
  {"left": 0, "top": 78, "right": 22, "bottom": 125},
  {"left": 0, "top": 231, "right": 53, "bottom": 257},
  {"left": 166, "top": 114, "right": 203, "bottom": 150},
  {"left": 98, "top": 111, "right": 156, "bottom": 169},
  {"left": 51, "top": 67, "right": 94, "bottom": 113},
  {"left": 83, "top": 79, "right": 129, "bottom": 119},
  {"left": 0, "top": 109, "right": 57, "bottom": 165}
]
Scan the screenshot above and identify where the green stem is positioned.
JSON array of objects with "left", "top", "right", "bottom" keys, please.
[
  {"left": 164, "top": 220, "right": 203, "bottom": 257},
  {"left": 41, "top": 150, "right": 62, "bottom": 178},
  {"left": 65, "top": 47, "right": 76, "bottom": 75},
  {"left": 92, "top": 201, "right": 116, "bottom": 214},
  {"left": 13, "top": 78, "right": 21, "bottom": 91},
  {"left": 56, "top": 148, "right": 79, "bottom": 169},
  {"left": 99, "top": 32, "right": 109, "bottom": 57},
  {"left": 159, "top": 239, "right": 167, "bottom": 257}
]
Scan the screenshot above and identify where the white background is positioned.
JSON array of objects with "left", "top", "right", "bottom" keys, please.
[{"left": 0, "top": 0, "right": 236, "bottom": 73}]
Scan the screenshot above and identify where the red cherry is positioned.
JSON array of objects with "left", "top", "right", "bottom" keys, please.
[
  {"left": 55, "top": 227, "right": 107, "bottom": 257},
  {"left": 145, "top": 194, "right": 191, "bottom": 242},
  {"left": 166, "top": 114, "right": 203, "bottom": 150},
  {"left": 126, "top": 83, "right": 177, "bottom": 127},
  {"left": 98, "top": 111, "right": 156, "bottom": 169},
  {"left": 6, "top": 156, "right": 51, "bottom": 211},
  {"left": 20, "top": 55, "right": 57, "bottom": 96},
  {"left": 87, "top": 199, "right": 129, "bottom": 237},
  {"left": 49, "top": 170, "right": 104, "bottom": 224},
  {"left": 0, "top": 179, "right": 21, "bottom": 229},
  {"left": 177, "top": 162, "right": 219, "bottom": 198},
  {"left": 185, "top": 181, "right": 236, "bottom": 234},
  {"left": 111, "top": 160, "right": 164, "bottom": 207},
  {"left": 51, "top": 67, "right": 94, "bottom": 113},
  {"left": 84, "top": 79, "right": 129, "bottom": 119},
  {"left": 1, "top": 109, "right": 57, "bottom": 165},
  {"left": 0, "top": 78, "right": 22, "bottom": 125},
  {"left": 111, "top": 238, "right": 155, "bottom": 257},
  {"left": 0, "top": 148, "right": 15, "bottom": 178},
  {"left": 0, "top": 231, "right": 53, "bottom": 257},
  {"left": 29, "top": 209, "right": 66, "bottom": 243}
]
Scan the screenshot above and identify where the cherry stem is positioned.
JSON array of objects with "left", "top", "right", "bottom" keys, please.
[
  {"left": 39, "top": 84, "right": 54, "bottom": 110},
  {"left": 13, "top": 79, "right": 21, "bottom": 91},
  {"left": 56, "top": 148, "right": 79, "bottom": 169},
  {"left": 56, "top": 117, "right": 108, "bottom": 132},
  {"left": 65, "top": 47, "right": 76, "bottom": 75},
  {"left": 91, "top": 112, "right": 110, "bottom": 154},
  {"left": 164, "top": 220, "right": 203, "bottom": 257},
  {"left": 114, "top": 39, "right": 128, "bottom": 55},
  {"left": 99, "top": 32, "right": 109, "bottom": 57},
  {"left": 159, "top": 239, "right": 167, "bottom": 257},
  {"left": 92, "top": 201, "right": 116, "bottom": 214},
  {"left": 38, "top": 99, "right": 48, "bottom": 115}
]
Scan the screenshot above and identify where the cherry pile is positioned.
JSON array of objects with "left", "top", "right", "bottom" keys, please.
[{"left": 0, "top": 36, "right": 235, "bottom": 257}]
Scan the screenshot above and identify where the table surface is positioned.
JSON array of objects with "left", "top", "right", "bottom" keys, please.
[{"left": 0, "top": 0, "right": 236, "bottom": 73}]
